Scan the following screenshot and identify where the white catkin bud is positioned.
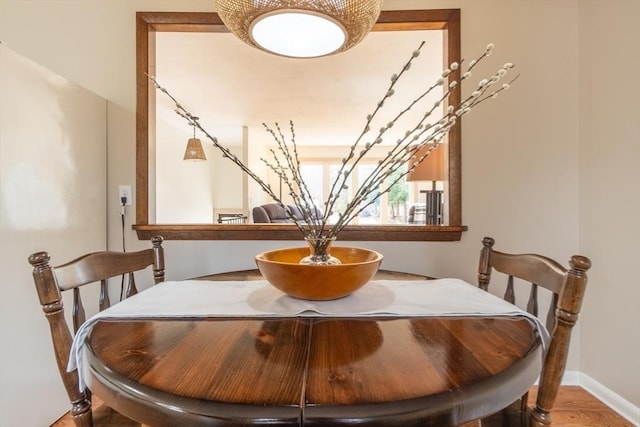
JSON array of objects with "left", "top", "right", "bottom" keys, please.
[
  {"left": 498, "top": 69, "right": 507, "bottom": 76},
  {"left": 472, "top": 90, "right": 481, "bottom": 98},
  {"left": 504, "top": 62, "right": 514, "bottom": 68},
  {"left": 437, "top": 78, "right": 445, "bottom": 86},
  {"left": 463, "top": 71, "right": 472, "bottom": 79},
  {"left": 387, "top": 121, "right": 394, "bottom": 128},
  {"left": 412, "top": 49, "right": 421, "bottom": 57},
  {"left": 479, "top": 79, "right": 489, "bottom": 87},
  {"left": 449, "top": 81, "right": 458, "bottom": 88},
  {"left": 502, "top": 83, "right": 510, "bottom": 90},
  {"left": 447, "top": 105, "right": 455, "bottom": 113},
  {"left": 391, "top": 73, "right": 398, "bottom": 82},
  {"left": 442, "top": 69, "right": 451, "bottom": 77},
  {"left": 450, "top": 62, "right": 459, "bottom": 70}
]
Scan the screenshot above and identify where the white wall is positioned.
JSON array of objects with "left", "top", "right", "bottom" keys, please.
[
  {"left": 577, "top": 0, "right": 640, "bottom": 412},
  {"left": 0, "top": 0, "right": 638, "bottom": 424},
  {"left": 0, "top": 44, "right": 107, "bottom": 426},
  {"left": 156, "top": 115, "right": 217, "bottom": 223}
]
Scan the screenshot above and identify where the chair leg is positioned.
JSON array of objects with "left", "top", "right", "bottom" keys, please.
[
  {"left": 520, "top": 391, "right": 529, "bottom": 413},
  {"left": 530, "top": 406, "right": 551, "bottom": 427},
  {"left": 71, "top": 395, "right": 93, "bottom": 427}
]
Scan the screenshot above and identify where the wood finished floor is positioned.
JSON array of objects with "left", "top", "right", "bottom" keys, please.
[{"left": 51, "top": 386, "right": 633, "bottom": 427}]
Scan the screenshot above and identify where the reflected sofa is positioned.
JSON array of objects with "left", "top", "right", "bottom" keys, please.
[{"left": 252, "top": 204, "right": 322, "bottom": 223}]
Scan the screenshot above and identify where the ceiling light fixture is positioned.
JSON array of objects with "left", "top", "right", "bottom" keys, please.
[
  {"left": 214, "top": 0, "right": 383, "bottom": 58},
  {"left": 184, "top": 118, "right": 207, "bottom": 161}
]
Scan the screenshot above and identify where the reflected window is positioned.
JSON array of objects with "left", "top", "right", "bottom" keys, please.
[{"left": 299, "top": 164, "right": 324, "bottom": 211}]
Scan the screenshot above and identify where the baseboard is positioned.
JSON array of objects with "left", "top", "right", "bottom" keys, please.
[
  {"left": 560, "top": 370, "right": 581, "bottom": 386},
  {"left": 563, "top": 371, "right": 639, "bottom": 425}
]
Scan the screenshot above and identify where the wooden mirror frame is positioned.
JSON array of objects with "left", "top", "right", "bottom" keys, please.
[{"left": 134, "top": 9, "right": 467, "bottom": 241}]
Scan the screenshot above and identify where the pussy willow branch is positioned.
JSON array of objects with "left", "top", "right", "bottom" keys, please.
[
  {"left": 151, "top": 42, "right": 517, "bottom": 249},
  {"left": 262, "top": 122, "right": 324, "bottom": 234},
  {"left": 149, "top": 76, "right": 318, "bottom": 237},
  {"left": 312, "top": 46, "right": 518, "bottom": 237},
  {"left": 324, "top": 42, "right": 427, "bottom": 229}
]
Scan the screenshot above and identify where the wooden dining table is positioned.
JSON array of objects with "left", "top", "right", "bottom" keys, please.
[{"left": 80, "top": 270, "right": 544, "bottom": 427}]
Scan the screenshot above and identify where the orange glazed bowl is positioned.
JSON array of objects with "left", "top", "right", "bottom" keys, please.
[{"left": 255, "top": 246, "right": 383, "bottom": 300}]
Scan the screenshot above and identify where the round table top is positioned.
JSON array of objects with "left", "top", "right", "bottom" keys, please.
[{"left": 83, "top": 270, "right": 542, "bottom": 426}]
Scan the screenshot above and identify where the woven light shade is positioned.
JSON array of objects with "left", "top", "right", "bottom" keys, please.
[
  {"left": 214, "top": 0, "right": 383, "bottom": 58},
  {"left": 184, "top": 138, "right": 207, "bottom": 161},
  {"left": 407, "top": 144, "right": 445, "bottom": 182}
]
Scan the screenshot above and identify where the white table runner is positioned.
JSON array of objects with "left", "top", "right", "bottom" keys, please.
[{"left": 69, "top": 278, "right": 549, "bottom": 391}]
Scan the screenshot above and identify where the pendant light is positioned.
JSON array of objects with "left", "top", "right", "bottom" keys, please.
[
  {"left": 183, "top": 118, "right": 207, "bottom": 161},
  {"left": 214, "top": 0, "right": 383, "bottom": 58}
]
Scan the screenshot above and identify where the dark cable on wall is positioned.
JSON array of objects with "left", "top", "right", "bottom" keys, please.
[{"left": 119, "top": 196, "right": 127, "bottom": 301}]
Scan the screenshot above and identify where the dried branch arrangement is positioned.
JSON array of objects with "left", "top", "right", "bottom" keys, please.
[{"left": 151, "top": 42, "right": 517, "bottom": 253}]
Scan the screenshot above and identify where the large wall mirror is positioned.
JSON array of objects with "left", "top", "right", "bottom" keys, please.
[{"left": 135, "top": 9, "right": 466, "bottom": 241}]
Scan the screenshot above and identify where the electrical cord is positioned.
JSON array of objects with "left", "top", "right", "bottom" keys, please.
[
  {"left": 119, "top": 196, "right": 127, "bottom": 301},
  {"left": 120, "top": 196, "right": 127, "bottom": 252}
]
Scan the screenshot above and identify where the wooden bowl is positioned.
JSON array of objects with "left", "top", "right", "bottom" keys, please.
[{"left": 255, "top": 246, "right": 383, "bottom": 300}]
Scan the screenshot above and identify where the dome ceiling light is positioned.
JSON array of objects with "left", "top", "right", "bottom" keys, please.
[{"left": 214, "top": 0, "right": 383, "bottom": 58}]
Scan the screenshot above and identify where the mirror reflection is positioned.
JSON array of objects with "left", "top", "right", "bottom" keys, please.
[
  {"left": 154, "top": 30, "right": 446, "bottom": 226},
  {"left": 135, "top": 10, "right": 464, "bottom": 241}
]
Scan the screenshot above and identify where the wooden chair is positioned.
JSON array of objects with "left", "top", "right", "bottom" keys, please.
[
  {"left": 477, "top": 237, "right": 591, "bottom": 427},
  {"left": 28, "top": 236, "right": 165, "bottom": 427}
]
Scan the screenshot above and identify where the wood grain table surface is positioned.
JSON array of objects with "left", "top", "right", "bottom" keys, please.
[{"left": 83, "top": 270, "right": 543, "bottom": 426}]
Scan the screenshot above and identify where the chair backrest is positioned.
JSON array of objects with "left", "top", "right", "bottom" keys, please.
[
  {"left": 477, "top": 236, "right": 591, "bottom": 426},
  {"left": 28, "top": 236, "right": 165, "bottom": 427}
]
